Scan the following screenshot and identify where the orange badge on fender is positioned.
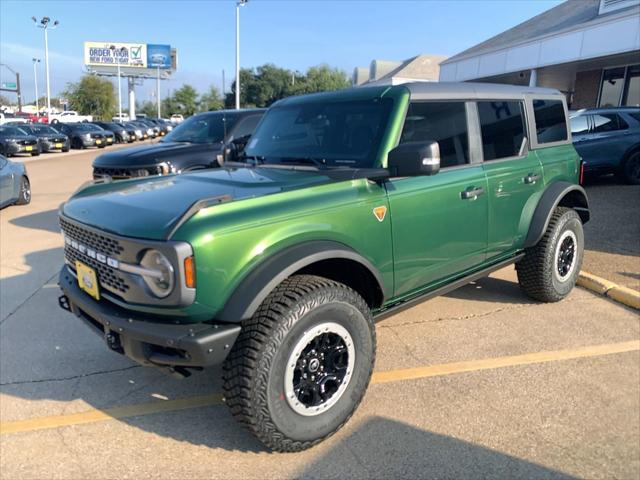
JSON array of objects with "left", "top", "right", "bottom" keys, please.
[{"left": 373, "top": 206, "right": 387, "bottom": 222}]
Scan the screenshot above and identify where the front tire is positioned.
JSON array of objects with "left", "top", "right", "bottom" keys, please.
[
  {"left": 223, "top": 275, "right": 376, "bottom": 452},
  {"left": 516, "top": 207, "right": 584, "bottom": 302},
  {"left": 16, "top": 176, "right": 31, "bottom": 205}
]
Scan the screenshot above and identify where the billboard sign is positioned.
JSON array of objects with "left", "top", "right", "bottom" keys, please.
[
  {"left": 84, "top": 42, "right": 174, "bottom": 70},
  {"left": 147, "top": 44, "right": 172, "bottom": 69},
  {"left": 84, "top": 42, "right": 148, "bottom": 68}
]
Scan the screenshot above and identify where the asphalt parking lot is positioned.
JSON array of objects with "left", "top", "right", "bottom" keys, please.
[{"left": 1, "top": 147, "right": 638, "bottom": 479}]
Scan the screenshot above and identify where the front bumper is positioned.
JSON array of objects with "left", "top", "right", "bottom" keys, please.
[{"left": 58, "top": 265, "right": 240, "bottom": 371}]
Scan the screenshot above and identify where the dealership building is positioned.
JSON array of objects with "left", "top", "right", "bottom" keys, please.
[{"left": 439, "top": 0, "right": 640, "bottom": 109}]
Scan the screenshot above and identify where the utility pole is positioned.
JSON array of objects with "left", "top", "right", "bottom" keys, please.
[
  {"left": 235, "top": 0, "right": 248, "bottom": 110},
  {"left": 32, "top": 58, "right": 41, "bottom": 115},
  {"left": 157, "top": 66, "right": 161, "bottom": 118},
  {"left": 0, "top": 63, "right": 22, "bottom": 112},
  {"left": 222, "top": 69, "right": 225, "bottom": 98},
  {"left": 32, "top": 17, "right": 59, "bottom": 114}
]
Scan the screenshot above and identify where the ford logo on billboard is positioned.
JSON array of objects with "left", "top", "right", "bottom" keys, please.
[{"left": 147, "top": 44, "right": 171, "bottom": 69}]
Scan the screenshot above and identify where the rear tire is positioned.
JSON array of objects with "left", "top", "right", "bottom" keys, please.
[
  {"left": 15, "top": 176, "right": 31, "bottom": 205},
  {"left": 516, "top": 207, "right": 584, "bottom": 302},
  {"left": 223, "top": 275, "right": 376, "bottom": 452},
  {"left": 621, "top": 150, "right": 640, "bottom": 185}
]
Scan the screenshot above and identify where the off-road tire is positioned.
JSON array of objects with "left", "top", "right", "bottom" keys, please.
[
  {"left": 223, "top": 275, "right": 376, "bottom": 452},
  {"left": 16, "top": 176, "right": 31, "bottom": 205},
  {"left": 516, "top": 207, "right": 583, "bottom": 302}
]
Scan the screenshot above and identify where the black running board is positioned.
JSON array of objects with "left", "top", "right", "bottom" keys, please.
[{"left": 374, "top": 254, "right": 525, "bottom": 322}]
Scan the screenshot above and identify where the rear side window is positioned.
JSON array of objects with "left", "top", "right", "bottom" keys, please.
[
  {"left": 399, "top": 102, "right": 469, "bottom": 168},
  {"left": 570, "top": 115, "right": 589, "bottom": 134},
  {"left": 477, "top": 101, "right": 526, "bottom": 161},
  {"left": 591, "top": 114, "right": 628, "bottom": 133},
  {"left": 532, "top": 99, "right": 567, "bottom": 144}
]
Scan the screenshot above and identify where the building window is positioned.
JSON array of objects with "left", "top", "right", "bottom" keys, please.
[
  {"left": 622, "top": 65, "right": 640, "bottom": 107},
  {"left": 599, "top": 64, "right": 640, "bottom": 107},
  {"left": 477, "top": 101, "right": 526, "bottom": 161},
  {"left": 599, "top": 67, "right": 626, "bottom": 107},
  {"left": 532, "top": 99, "right": 567, "bottom": 144},
  {"left": 399, "top": 102, "right": 469, "bottom": 168}
]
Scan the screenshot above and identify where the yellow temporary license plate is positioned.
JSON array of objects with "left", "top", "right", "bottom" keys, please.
[
  {"left": 25, "top": 146, "right": 33, "bottom": 152},
  {"left": 76, "top": 261, "right": 100, "bottom": 300},
  {"left": 96, "top": 139, "right": 102, "bottom": 145},
  {"left": 55, "top": 143, "right": 62, "bottom": 148},
  {"left": 107, "top": 138, "right": 113, "bottom": 143}
]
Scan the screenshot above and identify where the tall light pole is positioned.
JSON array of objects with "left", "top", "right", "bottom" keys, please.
[
  {"left": 235, "top": 0, "right": 248, "bottom": 110},
  {"left": 156, "top": 66, "right": 161, "bottom": 118},
  {"left": 110, "top": 45, "right": 125, "bottom": 121},
  {"left": 32, "top": 58, "right": 41, "bottom": 116},
  {"left": 32, "top": 16, "right": 59, "bottom": 114}
]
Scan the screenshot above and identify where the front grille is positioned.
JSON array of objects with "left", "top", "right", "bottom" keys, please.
[
  {"left": 19, "top": 140, "right": 37, "bottom": 146},
  {"left": 93, "top": 165, "right": 163, "bottom": 180},
  {"left": 60, "top": 218, "right": 129, "bottom": 294},
  {"left": 91, "top": 133, "right": 104, "bottom": 139}
]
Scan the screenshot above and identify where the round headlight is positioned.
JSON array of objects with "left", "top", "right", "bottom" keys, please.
[{"left": 140, "top": 249, "right": 174, "bottom": 298}]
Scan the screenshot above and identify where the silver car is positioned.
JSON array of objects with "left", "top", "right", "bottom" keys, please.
[{"left": 0, "top": 154, "right": 31, "bottom": 208}]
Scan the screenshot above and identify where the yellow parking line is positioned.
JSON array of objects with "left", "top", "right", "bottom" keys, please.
[
  {"left": 1, "top": 340, "right": 638, "bottom": 435},
  {"left": 371, "top": 340, "right": 640, "bottom": 384},
  {"left": 0, "top": 394, "right": 223, "bottom": 435}
]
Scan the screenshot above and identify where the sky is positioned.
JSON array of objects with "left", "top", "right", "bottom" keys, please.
[{"left": 0, "top": 0, "right": 563, "bottom": 106}]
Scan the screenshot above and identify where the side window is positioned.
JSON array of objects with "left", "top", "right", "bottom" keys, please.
[
  {"left": 230, "top": 115, "right": 262, "bottom": 140},
  {"left": 570, "top": 115, "right": 590, "bottom": 134},
  {"left": 591, "top": 114, "right": 627, "bottom": 133},
  {"left": 477, "top": 101, "right": 526, "bottom": 161},
  {"left": 399, "top": 102, "right": 469, "bottom": 168},
  {"left": 532, "top": 99, "right": 567, "bottom": 144}
]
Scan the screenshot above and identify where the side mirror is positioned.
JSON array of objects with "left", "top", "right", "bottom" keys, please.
[
  {"left": 387, "top": 141, "right": 441, "bottom": 177},
  {"left": 221, "top": 141, "right": 238, "bottom": 164}
]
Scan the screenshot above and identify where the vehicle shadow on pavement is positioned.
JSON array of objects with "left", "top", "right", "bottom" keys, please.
[
  {"left": 9, "top": 208, "right": 60, "bottom": 234},
  {"left": 296, "top": 416, "right": 577, "bottom": 479},
  {"left": 444, "top": 275, "right": 536, "bottom": 305}
]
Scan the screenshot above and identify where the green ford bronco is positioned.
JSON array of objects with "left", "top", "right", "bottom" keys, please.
[{"left": 58, "top": 82, "right": 589, "bottom": 451}]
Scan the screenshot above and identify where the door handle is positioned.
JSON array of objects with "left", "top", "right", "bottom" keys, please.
[
  {"left": 523, "top": 173, "right": 541, "bottom": 184},
  {"left": 460, "top": 187, "right": 485, "bottom": 200}
]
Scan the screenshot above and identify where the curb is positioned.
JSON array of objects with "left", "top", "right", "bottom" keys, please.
[{"left": 577, "top": 271, "right": 640, "bottom": 310}]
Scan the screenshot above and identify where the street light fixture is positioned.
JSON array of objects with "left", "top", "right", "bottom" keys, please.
[
  {"left": 32, "top": 16, "right": 59, "bottom": 115},
  {"left": 235, "top": 0, "right": 248, "bottom": 110},
  {"left": 32, "top": 58, "right": 41, "bottom": 116},
  {"left": 110, "top": 45, "right": 126, "bottom": 121}
]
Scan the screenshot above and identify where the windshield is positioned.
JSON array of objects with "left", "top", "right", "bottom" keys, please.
[
  {"left": 30, "top": 125, "right": 59, "bottom": 135},
  {"left": 244, "top": 98, "right": 393, "bottom": 168},
  {"left": 162, "top": 113, "right": 238, "bottom": 144},
  {"left": 0, "top": 126, "right": 28, "bottom": 136},
  {"left": 74, "top": 124, "right": 101, "bottom": 132}
]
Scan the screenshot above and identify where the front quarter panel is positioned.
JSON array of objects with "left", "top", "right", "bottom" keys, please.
[{"left": 171, "top": 178, "right": 393, "bottom": 319}]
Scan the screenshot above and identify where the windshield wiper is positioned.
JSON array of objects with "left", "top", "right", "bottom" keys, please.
[{"left": 277, "top": 156, "right": 329, "bottom": 169}]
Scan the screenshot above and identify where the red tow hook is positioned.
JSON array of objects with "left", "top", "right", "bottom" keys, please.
[{"left": 579, "top": 159, "right": 586, "bottom": 185}]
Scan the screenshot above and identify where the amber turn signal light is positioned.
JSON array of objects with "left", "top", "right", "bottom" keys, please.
[{"left": 184, "top": 256, "right": 196, "bottom": 288}]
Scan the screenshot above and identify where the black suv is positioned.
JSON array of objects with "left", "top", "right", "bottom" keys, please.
[{"left": 92, "top": 109, "right": 265, "bottom": 180}]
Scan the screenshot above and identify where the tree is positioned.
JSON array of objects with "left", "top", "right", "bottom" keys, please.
[
  {"left": 225, "top": 63, "right": 350, "bottom": 108},
  {"left": 63, "top": 75, "right": 115, "bottom": 120},
  {"left": 0, "top": 94, "right": 14, "bottom": 107},
  {"left": 199, "top": 85, "right": 224, "bottom": 111},
  {"left": 294, "top": 65, "right": 350, "bottom": 95},
  {"left": 138, "top": 101, "right": 158, "bottom": 118},
  {"left": 168, "top": 84, "right": 199, "bottom": 116}
]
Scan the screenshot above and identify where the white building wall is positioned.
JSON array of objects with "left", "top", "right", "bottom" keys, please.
[{"left": 440, "top": 7, "right": 640, "bottom": 82}]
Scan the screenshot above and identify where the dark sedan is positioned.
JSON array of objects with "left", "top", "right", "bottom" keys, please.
[
  {"left": 20, "top": 124, "right": 70, "bottom": 152},
  {"left": 0, "top": 126, "right": 40, "bottom": 157},
  {"left": 92, "top": 109, "right": 265, "bottom": 180},
  {"left": 93, "top": 122, "right": 134, "bottom": 143},
  {"left": 571, "top": 107, "right": 640, "bottom": 184},
  {"left": 51, "top": 123, "right": 107, "bottom": 149}
]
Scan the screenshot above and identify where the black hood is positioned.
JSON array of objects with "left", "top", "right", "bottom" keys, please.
[{"left": 92, "top": 141, "right": 223, "bottom": 168}]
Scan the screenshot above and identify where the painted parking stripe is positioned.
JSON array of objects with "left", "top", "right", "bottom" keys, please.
[{"left": 1, "top": 340, "right": 638, "bottom": 435}]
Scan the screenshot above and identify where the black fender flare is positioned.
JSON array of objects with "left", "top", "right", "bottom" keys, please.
[
  {"left": 216, "top": 240, "right": 386, "bottom": 322},
  {"left": 524, "top": 182, "right": 590, "bottom": 248}
]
